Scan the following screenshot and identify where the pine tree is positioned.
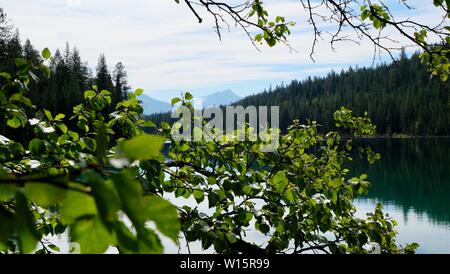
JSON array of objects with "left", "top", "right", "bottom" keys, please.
[
  {"left": 69, "top": 47, "right": 89, "bottom": 106},
  {"left": 95, "top": 54, "right": 115, "bottom": 113},
  {"left": 2, "top": 29, "right": 22, "bottom": 74},
  {"left": 112, "top": 62, "right": 130, "bottom": 104},
  {"left": 0, "top": 8, "right": 12, "bottom": 42},
  {"left": 95, "top": 54, "right": 114, "bottom": 92}
]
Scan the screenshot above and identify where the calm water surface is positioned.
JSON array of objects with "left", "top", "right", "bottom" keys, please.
[
  {"left": 162, "top": 138, "right": 450, "bottom": 253},
  {"left": 351, "top": 138, "right": 450, "bottom": 253}
]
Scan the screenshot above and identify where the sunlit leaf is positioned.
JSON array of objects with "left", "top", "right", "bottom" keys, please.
[
  {"left": 119, "top": 134, "right": 165, "bottom": 161},
  {"left": 24, "top": 183, "right": 67, "bottom": 207},
  {"left": 70, "top": 216, "right": 114, "bottom": 254},
  {"left": 61, "top": 190, "right": 97, "bottom": 224},
  {"left": 145, "top": 195, "right": 180, "bottom": 243}
]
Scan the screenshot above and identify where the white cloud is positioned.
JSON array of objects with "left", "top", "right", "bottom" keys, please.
[{"left": 66, "top": 0, "right": 82, "bottom": 8}]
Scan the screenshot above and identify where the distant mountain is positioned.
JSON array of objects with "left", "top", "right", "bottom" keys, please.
[
  {"left": 140, "top": 95, "right": 172, "bottom": 114},
  {"left": 141, "top": 90, "right": 241, "bottom": 114},
  {"left": 202, "top": 89, "right": 241, "bottom": 108}
]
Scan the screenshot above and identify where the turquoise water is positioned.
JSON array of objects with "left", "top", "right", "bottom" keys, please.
[
  {"left": 351, "top": 138, "right": 450, "bottom": 253},
  {"left": 162, "top": 138, "right": 450, "bottom": 254}
]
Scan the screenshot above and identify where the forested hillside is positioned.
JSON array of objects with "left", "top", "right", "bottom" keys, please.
[
  {"left": 238, "top": 51, "right": 449, "bottom": 135},
  {"left": 148, "top": 52, "right": 449, "bottom": 135}
]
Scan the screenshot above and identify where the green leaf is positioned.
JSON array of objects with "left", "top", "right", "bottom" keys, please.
[
  {"left": 404, "top": 242, "right": 420, "bottom": 254},
  {"left": 373, "top": 18, "right": 382, "bottom": 29},
  {"left": 0, "top": 185, "right": 17, "bottom": 202},
  {"left": 55, "top": 113, "right": 65, "bottom": 120},
  {"left": 7, "top": 116, "right": 21, "bottom": 128},
  {"left": 237, "top": 208, "right": 247, "bottom": 221},
  {"left": 94, "top": 124, "right": 107, "bottom": 162},
  {"left": 86, "top": 171, "right": 120, "bottom": 223},
  {"left": 29, "top": 138, "right": 45, "bottom": 155},
  {"left": 145, "top": 195, "right": 180, "bottom": 243},
  {"left": 56, "top": 122, "right": 68, "bottom": 134},
  {"left": 119, "top": 134, "right": 165, "bottom": 161},
  {"left": 272, "top": 171, "right": 288, "bottom": 193},
  {"left": 24, "top": 183, "right": 67, "bottom": 207},
  {"left": 184, "top": 92, "right": 193, "bottom": 100},
  {"left": 329, "top": 179, "right": 344, "bottom": 188},
  {"left": 48, "top": 244, "right": 60, "bottom": 252},
  {"left": 15, "top": 192, "right": 39, "bottom": 253},
  {"left": 70, "top": 216, "right": 114, "bottom": 254},
  {"left": 142, "top": 121, "right": 156, "bottom": 128},
  {"left": 68, "top": 130, "right": 79, "bottom": 141},
  {"left": 171, "top": 97, "right": 181, "bottom": 106},
  {"left": 100, "top": 90, "right": 111, "bottom": 96},
  {"left": 284, "top": 189, "right": 295, "bottom": 203},
  {"left": 15, "top": 58, "right": 27, "bottom": 68},
  {"left": 61, "top": 190, "right": 97, "bottom": 224},
  {"left": 138, "top": 228, "right": 163, "bottom": 254},
  {"left": 0, "top": 72, "right": 11, "bottom": 80},
  {"left": 258, "top": 223, "right": 270, "bottom": 234},
  {"left": 83, "top": 137, "right": 97, "bottom": 152},
  {"left": 243, "top": 185, "right": 252, "bottom": 195},
  {"left": 111, "top": 171, "right": 166, "bottom": 252},
  {"left": 84, "top": 90, "right": 96, "bottom": 100},
  {"left": 207, "top": 176, "right": 217, "bottom": 185},
  {"left": 43, "top": 109, "right": 53, "bottom": 121},
  {"left": 113, "top": 221, "right": 139, "bottom": 253},
  {"left": 0, "top": 206, "right": 15, "bottom": 246},
  {"left": 135, "top": 88, "right": 144, "bottom": 96},
  {"left": 208, "top": 192, "right": 220, "bottom": 208},
  {"left": 42, "top": 48, "right": 51, "bottom": 59},
  {"left": 226, "top": 232, "right": 238, "bottom": 243},
  {"left": 265, "top": 37, "right": 277, "bottom": 47},
  {"left": 161, "top": 122, "right": 171, "bottom": 130},
  {"left": 193, "top": 189, "right": 205, "bottom": 203},
  {"left": 111, "top": 171, "right": 146, "bottom": 233}
]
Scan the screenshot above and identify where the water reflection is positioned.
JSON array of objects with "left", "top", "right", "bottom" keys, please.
[{"left": 351, "top": 138, "right": 450, "bottom": 253}]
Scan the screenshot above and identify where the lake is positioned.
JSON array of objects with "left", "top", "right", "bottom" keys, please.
[
  {"left": 49, "top": 138, "right": 450, "bottom": 254},
  {"left": 351, "top": 138, "right": 450, "bottom": 254},
  {"left": 165, "top": 138, "right": 450, "bottom": 254}
]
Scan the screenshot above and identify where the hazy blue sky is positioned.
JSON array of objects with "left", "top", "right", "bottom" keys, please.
[{"left": 2, "top": 0, "right": 443, "bottom": 102}]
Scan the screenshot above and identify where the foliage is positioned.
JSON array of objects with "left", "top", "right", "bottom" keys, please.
[
  {"left": 158, "top": 98, "right": 415, "bottom": 254},
  {"left": 0, "top": 50, "right": 179, "bottom": 254},
  {"left": 0, "top": 49, "right": 419, "bottom": 254}
]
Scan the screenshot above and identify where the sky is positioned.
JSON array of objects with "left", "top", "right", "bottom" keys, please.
[{"left": 1, "top": 0, "right": 445, "bottom": 102}]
